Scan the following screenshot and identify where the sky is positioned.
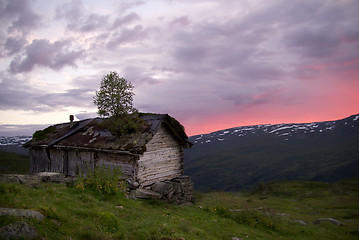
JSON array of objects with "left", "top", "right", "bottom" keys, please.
[{"left": 0, "top": 0, "right": 359, "bottom": 137}]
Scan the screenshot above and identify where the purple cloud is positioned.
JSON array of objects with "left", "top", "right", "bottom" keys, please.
[
  {"left": 0, "top": 73, "right": 94, "bottom": 112},
  {"left": 4, "top": 37, "right": 27, "bottom": 56},
  {"left": 79, "top": 13, "right": 109, "bottom": 32},
  {"left": 56, "top": 1, "right": 140, "bottom": 33},
  {"left": 284, "top": 26, "right": 340, "bottom": 58},
  {"left": 55, "top": 0, "right": 83, "bottom": 31},
  {"left": 112, "top": 12, "right": 140, "bottom": 29},
  {"left": 106, "top": 25, "right": 147, "bottom": 49},
  {"left": 9, "top": 39, "right": 84, "bottom": 73},
  {"left": 0, "top": 0, "right": 41, "bottom": 35},
  {"left": 169, "top": 16, "right": 191, "bottom": 28}
]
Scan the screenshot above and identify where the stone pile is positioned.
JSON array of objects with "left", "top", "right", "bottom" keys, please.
[
  {"left": 0, "top": 172, "right": 76, "bottom": 186},
  {"left": 131, "top": 175, "right": 194, "bottom": 204}
]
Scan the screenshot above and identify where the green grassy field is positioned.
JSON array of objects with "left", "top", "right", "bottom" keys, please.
[
  {"left": 1, "top": 151, "right": 358, "bottom": 239},
  {"left": 1, "top": 179, "right": 358, "bottom": 240},
  {"left": 0, "top": 150, "right": 30, "bottom": 174}
]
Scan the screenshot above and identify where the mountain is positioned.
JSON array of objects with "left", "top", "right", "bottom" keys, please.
[
  {"left": 184, "top": 114, "right": 359, "bottom": 191},
  {"left": 0, "top": 136, "right": 31, "bottom": 155}
]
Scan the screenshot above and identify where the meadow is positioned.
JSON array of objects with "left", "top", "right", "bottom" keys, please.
[
  {"left": 1, "top": 178, "right": 359, "bottom": 239},
  {"left": 0, "top": 150, "right": 359, "bottom": 239}
]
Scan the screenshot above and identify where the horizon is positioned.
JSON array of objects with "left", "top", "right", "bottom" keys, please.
[
  {"left": 1, "top": 0, "right": 359, "bottom": 137},
  {"left": 1, "top": 112, "right": 358, "bottom": 138}
]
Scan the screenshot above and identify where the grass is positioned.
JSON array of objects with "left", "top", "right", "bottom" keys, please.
[
  {"left": 0, "top": 150, "right": 30, "bottom": 174},
  {"left": 0, "top": 151, "right": 358, "bottom": 239},
  {"left": 1, "top": 179, "right": 359, "bottom": 239}
]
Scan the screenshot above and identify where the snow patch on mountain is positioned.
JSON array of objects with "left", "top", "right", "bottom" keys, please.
[
  {"left": 191, "top": 114, "right": 359, "bottom": 144},
  {"left": 0, "top": 136, "right": 32, "bottom": 146}
]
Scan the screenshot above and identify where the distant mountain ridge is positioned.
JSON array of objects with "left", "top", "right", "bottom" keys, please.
[
  {"left": 184, "top": 114, "right": 359, "bottom": 190},
  {"left": 0, "top": 136, "right": 31, "bottom": 155}
]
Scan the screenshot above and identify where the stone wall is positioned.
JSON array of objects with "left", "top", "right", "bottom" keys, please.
[{"left": 131, "top": 175, "right": 194, "bottom": 204}]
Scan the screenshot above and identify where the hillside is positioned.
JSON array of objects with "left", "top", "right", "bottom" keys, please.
[
  {"left": 0, "top": 150, "right": 30, "bottom": 174},
  {"left": 0, "top": 136, "right": 30, "bottom": 155},
  {"left": 184, "top": 114, "right": 359, "bottom": 190},
  {"left": 1, "top": 178, "right": 359, "bottom": 239}
]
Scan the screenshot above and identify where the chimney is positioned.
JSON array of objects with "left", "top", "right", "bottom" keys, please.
[{"left": 69, "top": 115, "right": 74, "bottom": 128}]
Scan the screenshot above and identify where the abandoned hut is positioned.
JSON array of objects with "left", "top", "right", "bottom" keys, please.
[{"left": 24, "top": 114, "right": 193, "bottom": 190}]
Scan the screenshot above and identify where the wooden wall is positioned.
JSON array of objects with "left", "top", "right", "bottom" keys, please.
[
  {"left": 96, "top": 152, "right": 136, "bottom": 181},
  {"left": 137, "top": 124, "right": 184, "bottom": 186},
  {"left": 29, "top": 147, "right": 136, "bottom": 181},
  {"left": 30, "top": 148, "right": 50, "bottom": 173}
]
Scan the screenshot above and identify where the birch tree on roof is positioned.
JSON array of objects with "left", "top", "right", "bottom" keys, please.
[{"left": 94, "top": 71, "right": 137, "bottom": 117}]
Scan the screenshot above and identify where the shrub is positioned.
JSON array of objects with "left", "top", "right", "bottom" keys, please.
[
  {"left": 75, "top": 165, "right": 127, "bottom": 197},
  {"left": 100, "top": 113, "right": 150, "bottom": 137},
  {"left": 32, "top": 126, "right": 56, "bottom": 140}
]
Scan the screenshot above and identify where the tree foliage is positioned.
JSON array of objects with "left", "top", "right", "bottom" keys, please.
[{"left": 94, "top": 71, "right": 137, "bottom": 117}]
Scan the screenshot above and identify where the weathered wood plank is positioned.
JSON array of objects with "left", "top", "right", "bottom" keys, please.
[
  {"left": 145, "top": 125, "right": 180, "bottom": 152},
  {"left": 30, "top": 148, "right": 51, "bottom": 173},
  {"left": 136, "top": 124, "right": 184, "bottom": 186},
  {"left": 138, "top": 157, "right": 180, "bottom": 169},
  {"left": 49, "top": 149, "right": 64, "bottom": 173},
  {"left": 139, "top": 168, "right": 182, "bottom": 178},
  {"left": 138, "top": 161, "right": 181, "bottom": 172},
  {"left": 138, "top": 170, "right": 182, "bottom": 185},
  {"left": 97, "top": 160, "right": 135, "bottom": 180}
]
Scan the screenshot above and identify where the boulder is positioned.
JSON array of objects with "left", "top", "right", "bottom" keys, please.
[
  {"left": 134, "top": 188, "right": 162, "bottom": 199},
  {"left": 0, "top": 174, "right": 41, "bottom": 186},
  {"left": 293, "top": 220, "right": 307, "bottom": 225},
  {"left": 127, "top": 180, "right": 139, "bottom": 189},
  {"left": 0, "top": 221, "right": 39, "bottom": 240},
  {"left": 151, "top": 181, "right": 174, "bottom": 196},
  {"left": 0, "top": 208, "right": 45, "bottom": 221},
  {"left": 35, "top": 172, "right": 66, "bottom": 183},
  {"left": 313, "top": 218, "right": 343, "bottom": 225},
  {"left": 131, "top": 175, "right": 194, "bottom": 204}
]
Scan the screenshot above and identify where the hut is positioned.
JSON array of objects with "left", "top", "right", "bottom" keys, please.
[{"left": 24, "top": 114, "right": 192, "bottom": 188}]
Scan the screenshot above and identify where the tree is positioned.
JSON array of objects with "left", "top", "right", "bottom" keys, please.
[{"left": 94, "top": 71, "right": 137, "bottom": 117}]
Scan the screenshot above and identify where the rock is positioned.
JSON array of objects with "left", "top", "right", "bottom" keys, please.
[
  {"left": 151, "top": 181, "right": 174, "bottom": 196},
  {"left": 277, "top": 212, "right": 290, "bottom": 217},
  {"left": 293, "top": 220, "right": 307, "bottom": 225},
  {"left": 127, "top": 180, "right": 139, "bottom": 189},
  {"left": 0, "top": 173, "right": 76, "bottom": 186},
  {"left": 0, "top": 174, "right": 41, "bottom": 186},
  {"left": 313, "top": 218, "right": 343, "bottom": 225},
  {"left": 131, "top": 175, "right": 194, "bottom": 204},
  {"left": 35, "top": 172, "right": 65, "bottom": 183},
  {"left": 134, "top": 188, "right": 162, "bottom": 199},
  {"left": 170, "top": 176, "right": 194, "bottom": 204},
  {"left": 0, "top": 221, "right": 39, "bottom": 239},
  {"left": 0, "top": 208, "right": 45, "bottom": 221},
  {"left": 0, "top": 174, "right": 21, "bottom": 184}
]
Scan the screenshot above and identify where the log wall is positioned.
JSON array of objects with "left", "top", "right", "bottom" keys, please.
[
  {"left": 96, "top": 152, "right": 136, "bottom": 181},
  {"left": 29, "top": 147, "right": 136, "bottom": 181},
  {"left": 137, "top": 124, "right": 184, "bottom": 186},
  {"left": 30, "top": 148, "right": 50, "bottom": 173}
]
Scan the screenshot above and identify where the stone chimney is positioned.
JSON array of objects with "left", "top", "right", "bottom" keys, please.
[{"left": 69, "top": 115, "right": 74, "bottom": 128}]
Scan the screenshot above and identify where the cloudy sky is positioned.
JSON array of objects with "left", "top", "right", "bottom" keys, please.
[{"left": 0, "top": 0, "right": 358, "bottom": 136}]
